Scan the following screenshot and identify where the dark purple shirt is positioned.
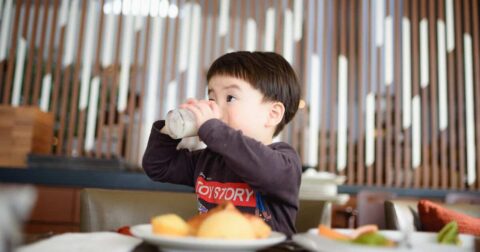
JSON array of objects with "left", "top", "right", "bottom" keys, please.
[{"left": 142, "top": 119, "right": 302, "bottom": 236}]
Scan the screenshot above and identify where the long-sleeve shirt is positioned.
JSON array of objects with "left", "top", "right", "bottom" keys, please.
[{"left": 142, "top": 119, "right": 302, "bottom": 236}]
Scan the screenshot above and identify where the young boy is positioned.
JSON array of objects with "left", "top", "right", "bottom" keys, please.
[{"left": 142, "top": 51, "right": 302, "bottom": 236}]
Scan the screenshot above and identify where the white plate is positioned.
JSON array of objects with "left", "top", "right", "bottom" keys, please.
[
  {"left": 292, "top": 228, "right": 475, "bottom": 252},
  {"left": 130, "top": 224, "right": 286, "bottom": 252}
]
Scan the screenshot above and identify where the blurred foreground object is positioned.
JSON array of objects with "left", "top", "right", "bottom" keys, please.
[
  {"left": 0, "top": 106, "right": 53, "bottom": 167},
  {"left": 0, "top": 184, "right": 37, "bottom": 251}
]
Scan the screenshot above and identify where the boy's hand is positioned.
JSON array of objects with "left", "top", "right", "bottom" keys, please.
[{"left": 180, "top": 98, "right": 221, "bottom": 130}]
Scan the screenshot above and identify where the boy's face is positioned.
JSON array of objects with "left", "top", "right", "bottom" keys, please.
[{"left": 207, "top": 75, "right": 276, "bottom": 144}]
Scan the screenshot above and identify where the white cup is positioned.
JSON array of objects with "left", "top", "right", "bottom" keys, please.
[{"left": 165, "top": 109, "right": 197, "bottom": 139}]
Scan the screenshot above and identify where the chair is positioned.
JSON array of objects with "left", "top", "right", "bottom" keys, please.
[
  {"left": 445, "top": 192, "right": 480, "bottom": 204},
  {"left": 80, "top": 188, "right": 198, "bottom": 232},
  {"left": 384, "top": 199, "right": 480, "bottom": 231},
  {"left": 295, "top": 200, "right": 327, "bottom": 233},
  {"left": 356, "top": 190, "right": 396, "bottom": 229}
]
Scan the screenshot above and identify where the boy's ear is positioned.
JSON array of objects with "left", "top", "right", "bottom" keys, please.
[{"left": 266, "top": 102, "right": 285, "bottom": 128}]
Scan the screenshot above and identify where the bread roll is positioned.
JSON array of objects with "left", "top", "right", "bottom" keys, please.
[{"left": 151, "top": 214, "right": 190, "bottom": 237}]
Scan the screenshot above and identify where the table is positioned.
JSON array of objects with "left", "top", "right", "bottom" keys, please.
[{"left": 16, "top": 232, "right": 309, "bottom": 252}]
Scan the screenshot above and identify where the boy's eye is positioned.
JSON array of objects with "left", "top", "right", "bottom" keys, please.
[{"left": 226, "top": 95, "right": 236, "bottom": 102}]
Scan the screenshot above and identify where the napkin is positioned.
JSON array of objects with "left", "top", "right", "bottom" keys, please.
[{"left": 16, "top": 232, "right": 142, "bottom": 252}]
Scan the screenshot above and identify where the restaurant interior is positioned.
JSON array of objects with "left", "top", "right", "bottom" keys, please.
[{"left": 0, "top": 0, "right": 479, "bottom": 251}]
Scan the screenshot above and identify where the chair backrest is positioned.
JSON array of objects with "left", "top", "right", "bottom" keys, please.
[
  {"left": 80, "top": 188, "right": 198, "bottom": 232},
  {"left": 384, "top": 199, "right": 480, "bottom": 231},
  {"left": 356, "top": 190, "right": 396, "bottom": 229},
  {"left": 445, "top": 192, "right": 480, "bottom": 204},
  {"left": 295, "top": 200, "right": 326, "bottom": 233}
]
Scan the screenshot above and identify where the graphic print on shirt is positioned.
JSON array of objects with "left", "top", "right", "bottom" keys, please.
[{"left": 195, "top": 176, "right": 256, "bottom": 207}]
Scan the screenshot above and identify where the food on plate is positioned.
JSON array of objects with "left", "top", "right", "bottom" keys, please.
[
  {"left": 151, "top": 214, "right": 190, "bottom": 237},
  {"left": 317, "top": 224, "right": 395, "bottom": 247},
  {"left": 317, "top": 225, "right": 350, "bottom": 241},
  {"left": 197, "top": 210, "right": 256, "bottom": 239},
  {"left": 151, "top": 202, "right": 271, "bottom": 240},
  {"left": 437, "top": 221, "right": 461, "bottom": 245},
  {"left": 352, "top": 232, "right": 395, "bottom": 247}
]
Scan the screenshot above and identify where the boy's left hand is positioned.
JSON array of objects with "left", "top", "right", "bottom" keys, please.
[{"left": 180, "top": 99, "right": 221, "bottom": 130}]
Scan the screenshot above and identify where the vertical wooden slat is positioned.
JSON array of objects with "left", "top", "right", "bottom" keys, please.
[
  {"left": 455, "top": 0, "right": 466, "bottom": 189},
  {"left": 393, "top": 0, "right": 402, "bottom": 187},
  {"left": 3, "top": 0, "right": 24, "bottom": 104},
  {"left": 238, "top": 0, "right": 246, "bottom": 51},
  {"left": 420, "top": 0, "right": 430, "bottom": 188},
  {"left": 32, "top": 0, "right": 51, "bottom": 106},
  {"left": 403, "top": 0, "right": 413, "bottom": 187},
  {"left": 328, "top": 0, "right": 338, "bottom": 173},
  {"left": 462, "top": 0, "right": 475, "bottom": 188},
  {"left": 22, "top": 0, "right": 40, "bottom": 105},
  {"left": 319, "top": 0, "right": 328, "bottom": 172},
  {"left": 66, "top": 0, "right": 87, "bottom": 156},
  {"left": 375, "top": 0, "right": 385, "bottom": 186},
  {"left": 428, "top": 0, "right": 439, "bottom": 188},
  {"left": 411, "top": 0, "right": 422, "bottom": 188},
  {"left": 106, "top": 13, "right": 124, "bottom": 158},
  {"left": 364, "top": 0, "right": 372, "bottom": 186},
  {"left": 197, "top": 0, "right": 209, "bottom": 95},
  {"left": 51, "top": 22, "right": 68, "bottom": 153},
  {"left": 346, "top": 0, "right": 356, "bottom": 184},
  {"left": 158, "top": 14, "right": 171, "bottom": 132},
  {"left": 471, "top": 0, "right": 480, "bottom": 189},
  {"left": 79, "top": 0, "right": 104, "bottom": 157},
  {"left": 384, "top": 0, "right": 393, "bottom": 186},
  {"left": 437, "top": 0, "right": 448, "bottom": 189},
  {"left": 125, "top": 17, "right": 143, "bottom": 163},
  {"left": 338, "top": 0, "right": 347, "bottom": 176},
  {"left": 133, "top": 17, "right": 151, "bottom": 164}
]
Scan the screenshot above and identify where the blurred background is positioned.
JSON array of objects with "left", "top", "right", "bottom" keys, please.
[{"left": 0, "top": 0, "right": 479, "bottom": 238}]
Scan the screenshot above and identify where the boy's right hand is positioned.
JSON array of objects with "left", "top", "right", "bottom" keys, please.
[{"left": 180, "top": 98, "right": 222, "bottom": 131}]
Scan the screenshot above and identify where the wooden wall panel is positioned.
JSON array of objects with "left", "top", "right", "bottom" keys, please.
[{"left": 0, "top": 0, "right": 478, "bottom": 191}]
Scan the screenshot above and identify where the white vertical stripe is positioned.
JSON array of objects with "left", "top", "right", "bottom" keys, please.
[
  {"left": 63, "top": 0, "right": 78, "bottom": 67},
  {"left": 79, "top": 1, "right": 97, "bottom": 110},
  {"left": 283, "top": 9, "right": 293, "bottom": 63},
  {"left": 178, "top": 3, "right": 191, "bottom": 73},
  {"left": 365, "top": 93, "right": 375, "bottom": 166},
  {"left": 11, "top": 38, "right": 27, "bottom": 106},
  {"left": 307, "top": 54, "right": 320, "bottom": 167},
  {"left": 40, "top": 74, "right": 52, "bottom": 112},
  {"left": 0, "top": 0, "right": 3, "bottom": 20},
  {"left": 186, "top": 3, "right": 201, "bottom": 99},
  {"left": 164, "top": 80, "right": 177, "bottom": 116},
  {"left": 384, "top": 16, "right": 393, "bottom": 85},
  {"left": 245, "top": 19, "right": 256, "bottom": 51},
  {"left": 437, "top": 20, "right": 448, "bottom": 130},
  {"left": 85, "top": 76, "right": 100, "bottom": 151},
  {"left": 337, "top": 55, "right": 348, "bottom": 171},
  {"left": 375, "top": 0, "right": 385, "bottom": 47},
  {"left": 463, "top": 34, "right": 476, "bottom": 185},
  {"left": 218, "top": 0, "right": 229, "bottom": 36},
  {"left": 402, "top": 17, "right": 412, "bottom": 129},
  {"left": 264, "top": 7, "right": 275, "bottom": 51},
  {"left": 293, "top": 0, "right": 303, "bottom": 42},
  {"left": 445, "top": 0, "right": 455, "bottom": 52},
  {"left": 411, "top": 95, "right": 421, "bottom": 168},
  {"left": 102, "top": 13, "right": 115, "bottom": 67},
  {"left": 59, "top": 0, "right": 70, "bottom": 27},
  {"left": 0, "top": 0, "right": 12, "bottom": 60},
  {"left": 135, "top": 15, "right": 144, "bottom": 32},
  {"left": 118, "top": 14, "right": 134, "bottom": 112},
  {"left": 141, "top": 16, "right": 163, "bottom": 159},
  {"left": 420, "top": 19, "right": 429, "bottom": 87}
]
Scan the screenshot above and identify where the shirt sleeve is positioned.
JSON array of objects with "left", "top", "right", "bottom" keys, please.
[
  {"left": 142, "top": 120, "right": 198, "bottom": 187},
  {"left": 198, "top": 119, "right": 302, "bottom": 204}
]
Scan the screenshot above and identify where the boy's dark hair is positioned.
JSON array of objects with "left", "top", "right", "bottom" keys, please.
[{"left": 206, "top": 51, "right": 301, "bottom": 136}]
